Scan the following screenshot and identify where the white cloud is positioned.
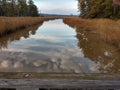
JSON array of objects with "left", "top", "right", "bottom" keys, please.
[{"left": 34, "top": 0, "right": 78, "bottom": 15}]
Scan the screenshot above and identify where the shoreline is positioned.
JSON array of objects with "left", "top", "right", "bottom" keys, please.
[
  {"left": 0, "top": 17, "right": 58, "bottom": 37},
  {"left": 63, "top": 17, "right": 120, "bottom": 49}
]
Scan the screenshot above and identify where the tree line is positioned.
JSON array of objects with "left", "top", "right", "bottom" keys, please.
[
  {"left": 0, "top": 0, "right": 39, "bottom": 17},
  {"left": 78, "top": 0, "right": 120, "bottom": 18}
]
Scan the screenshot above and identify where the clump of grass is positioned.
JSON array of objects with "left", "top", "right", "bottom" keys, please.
[
  {"left": 94, "top": 19, "right": 120, "bottom": 48},
  {"left": 0, "top": 17, "right": 56, "bottom": 36},
  {"left": 63, "top": 17, "right": 120, "bottom": 49}
]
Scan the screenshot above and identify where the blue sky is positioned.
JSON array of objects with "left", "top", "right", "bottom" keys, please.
[{"left": 34, "top": 0, "right": 78, "bottom": 15}]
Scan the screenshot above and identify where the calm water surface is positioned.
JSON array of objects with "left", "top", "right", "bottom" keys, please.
[{"left": 0, "top": 19, "right": 120, "bottom": 73}]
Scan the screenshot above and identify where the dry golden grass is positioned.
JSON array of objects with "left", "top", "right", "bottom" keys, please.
[
  {"left": 0, "top": 17, "right": 57, "bottom": 36},
  {"left": 63, "top": 17, "right": 120, "bottom": 49}
]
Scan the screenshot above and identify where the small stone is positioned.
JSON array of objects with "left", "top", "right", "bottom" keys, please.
[
  {"left": 104, "top": 51, "right": 111, "bottom": 57},
  {"left": 24, "top": 74, "right": 30, "bottom": 78}
]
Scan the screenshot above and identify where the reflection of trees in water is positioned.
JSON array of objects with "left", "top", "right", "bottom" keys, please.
[
  {"left": 0, "top": 23, "right": 43, "bottom": 49},
  {"left": 64, "top": 21, "right": 120, "bottom": 73}
]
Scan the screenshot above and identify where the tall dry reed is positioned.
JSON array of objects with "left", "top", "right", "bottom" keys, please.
[
  {"left": 0, "top": 17, "right": 56, "bottom": 36},
  {"left": 63, "top": 17, "right": 120, "bottom": 49}
]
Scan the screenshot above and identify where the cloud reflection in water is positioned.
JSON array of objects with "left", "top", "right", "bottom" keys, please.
[{"left": 0, "top": 19, "right": 99, "bottom": 73}]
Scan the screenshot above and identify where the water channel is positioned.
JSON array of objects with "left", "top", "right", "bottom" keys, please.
[{"left": 0, "top": 19, "right": 120, "bottom": 74}]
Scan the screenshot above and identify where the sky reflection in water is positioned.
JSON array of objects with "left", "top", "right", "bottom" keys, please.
[{"left": 0, "top": 19, "right": 117, "bottom": 73}]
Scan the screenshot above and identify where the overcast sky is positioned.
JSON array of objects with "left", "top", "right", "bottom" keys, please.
[{"left": 34, "top": 0, "right": 79, "bottom": 15}]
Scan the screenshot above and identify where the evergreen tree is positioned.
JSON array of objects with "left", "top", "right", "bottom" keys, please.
[
  {"left": 1, "top": 0, "right": 7, "bottom": 16},
  {"left": 0, "top": 0, "right": 3, "bottom": 16},
  {"left": 0, "top": 0, "right": 39, "bottom": 17},
  {"left": 28, "top": 0, "right": 39, "bottom": 16},
  {"left": 18, "top": 0, "right": 28, "bottom": 16}
]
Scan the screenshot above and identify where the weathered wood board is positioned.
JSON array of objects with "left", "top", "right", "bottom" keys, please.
[{"left": 0, "top": 79, "right": 120, "bottom": 90}]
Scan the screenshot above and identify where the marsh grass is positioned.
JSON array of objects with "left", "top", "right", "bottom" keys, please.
[
  {"left": 0, "top": 17, "right": 56, "bottom": 36},
  {"left": 63, "top": 17, "right": 120, "bottom": 49},
  {"left": 0, "top": 24, "right": 42, "bottom": 49}
]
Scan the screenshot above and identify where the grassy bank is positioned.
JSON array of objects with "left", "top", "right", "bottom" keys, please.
[
  {"left": 0, "top": 24, "right": 41, "bottom": 49},
  {"left": 0, "top": 17, "right": 57, "bottom": 36},
  {"left": 63, "top": 17, "right": 120, "bottom": 49}
]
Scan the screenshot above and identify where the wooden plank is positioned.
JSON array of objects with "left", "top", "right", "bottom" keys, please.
[{"left": 0, "top": 79, "right": 120, "bottom": 90}]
